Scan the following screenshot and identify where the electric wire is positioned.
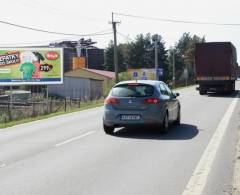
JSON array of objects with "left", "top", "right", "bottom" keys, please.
[
  {"left": 0, "top": 19, "right": 112, "bottom": 36},
  {"left": 117, "top": 32, "right": 134, "bottom": 42},
  {"left": 114, "top": 12, "right": 240, "bottom": 26}
]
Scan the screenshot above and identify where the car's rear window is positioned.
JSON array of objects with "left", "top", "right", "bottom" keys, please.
[{"left": 112, "top": 84, "right": 154, "bottom": 97}]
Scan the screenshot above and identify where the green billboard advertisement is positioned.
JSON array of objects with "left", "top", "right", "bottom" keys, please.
[{"left": 0, "top": 48, "right": 63, "bottom": 85}]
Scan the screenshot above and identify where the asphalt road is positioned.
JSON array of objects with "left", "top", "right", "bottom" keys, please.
[{"left": 0, "top": 83, "right": 239, "bottom": 195}]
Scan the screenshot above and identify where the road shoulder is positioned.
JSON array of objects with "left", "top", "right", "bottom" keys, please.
[{"left": 232, "top": 126, "right": 240, "bottom": 195}]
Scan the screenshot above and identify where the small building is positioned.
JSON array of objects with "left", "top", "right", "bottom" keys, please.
[
  {"left": 48, "top": 68, "right": 114, "bottom": 100},
  {"left": 65, "top": 68, "right": 115, "bottom": 90},
  {"left": 48, "top": 76, "right": 103, "bottom": 100}
]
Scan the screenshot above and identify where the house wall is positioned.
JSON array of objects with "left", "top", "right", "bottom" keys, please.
[
  {"left": 48, "top": 77, "right": 103, "bottom": 100},
  {"left": 64, "top": 69, "right": 114, "bottom": 92}
]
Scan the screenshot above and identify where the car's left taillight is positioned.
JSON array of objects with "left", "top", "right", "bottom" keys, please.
[
  {"left": 144, "top": 98, "right": 160, "bottom": 104},
  {"left": 104, "top": 97, "right": 120, "bottom": 105}
]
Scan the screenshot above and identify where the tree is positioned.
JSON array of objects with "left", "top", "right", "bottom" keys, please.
[
  {"left": 104, "top": 32, "right": 204, "bottom": 83},
  {"left": 104, "top": 41, "right": 114, "bottom": 71},
  {"left": 104, "top": 41, "right": 129, "bottom": 72},
  {"left": 127, "top": 33, "right": 169, "bottom": 81},
  {"left": 170, "top": 33, "right": 205, "bottom": 80}
]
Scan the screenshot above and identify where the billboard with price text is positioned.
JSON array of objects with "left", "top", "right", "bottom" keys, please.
[{"left": 0, "top": 48, "right": 63, "bottom": 85}]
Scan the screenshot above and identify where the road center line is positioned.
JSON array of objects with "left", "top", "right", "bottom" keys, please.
[
  {"left": 182, "top": 92, "right": 239, "bottom": 195},
  {"left": 54, "top": 131, "right": 95, "bottom": 147}
]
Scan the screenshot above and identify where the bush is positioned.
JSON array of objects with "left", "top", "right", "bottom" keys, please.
[
  {"left": 118, "top": 72, "right": 132, "bottom": 82},
  {"left": 0, "top": 113, "right": 10, "bottom": 123}
]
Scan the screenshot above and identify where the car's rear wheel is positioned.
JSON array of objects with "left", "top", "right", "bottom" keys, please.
[
  {"left": 160, "top": 113, "right": 169, "bottom": 133},
  {"left": 173, "top": 107, "right": 181, "bottom": 125},
  {"left": 103, "top": 124, "right": 114, "bottom": 134}
]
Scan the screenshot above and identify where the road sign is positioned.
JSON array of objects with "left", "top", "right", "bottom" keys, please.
[
  {"left": 157, "top": 68, "right": 163, "bottom": 76},
  {"left": 133, "top": 71, "right": 138, "bottom": 78}
]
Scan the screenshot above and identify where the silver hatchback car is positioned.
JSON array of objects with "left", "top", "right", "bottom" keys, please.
[{"left": 103, "top": 80, "right": 181, "bottom": 134}]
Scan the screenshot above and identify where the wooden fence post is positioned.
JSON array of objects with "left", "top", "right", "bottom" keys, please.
[{"left": 64, "top": 98, "right": 67, "bottom": 112}]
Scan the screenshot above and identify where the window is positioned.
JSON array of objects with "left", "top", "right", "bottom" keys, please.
[
  {"left": 112, "top": 84, "right": 154, "bottom": 97},
  {"left": 159, "top": 83, "right": 169, "bottom": 96},
  {"left": 164, "top": 84, "right": 173, "bottom": 97}
]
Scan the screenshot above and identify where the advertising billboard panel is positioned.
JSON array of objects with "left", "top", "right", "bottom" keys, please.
[
  {"left": 128, "top": 68, "right": 157, "bottom": 80},
  {"left": 0, "top": 48, "right": 63, "bottom": 85}
]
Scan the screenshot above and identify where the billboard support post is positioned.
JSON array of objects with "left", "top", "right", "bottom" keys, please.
[
  {"left": 46, "top": 85, "right": 49, "bottom": 114},
  {"left": 10, "top": 85, "right": 13, "bottom": 109}
]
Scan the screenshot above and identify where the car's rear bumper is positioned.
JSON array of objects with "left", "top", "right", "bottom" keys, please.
[{"left": 103, "top": 108, "right": 165, "bottom": 127}]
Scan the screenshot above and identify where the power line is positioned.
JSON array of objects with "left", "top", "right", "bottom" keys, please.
[
  {"left": 0, "top": 37, "right": 77, "bottom": 46},
  {"left": 0, "top": 34, "right": 112, "bottom": 46},
  {"left": 0, "top": 32, "right": 113, "bottom": 47},
  {"left": 114, "top": 12, "right": 240, "bottom": 26},
  {"left": 117, "top": 32, "right": 134, "bottom": 42},
  {"left": 0, "top": 19, "right": 112, "bottom": 36}
]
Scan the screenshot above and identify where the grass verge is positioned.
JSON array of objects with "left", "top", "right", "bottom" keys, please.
[{"left": 0, "top": 99, "right": 104, "bottom": 129}]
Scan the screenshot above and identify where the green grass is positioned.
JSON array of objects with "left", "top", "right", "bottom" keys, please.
[{"left": 0, "top": 99, "right": 104, "bottom": 129}]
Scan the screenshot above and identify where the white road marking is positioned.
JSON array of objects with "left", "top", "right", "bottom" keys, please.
[
  {"left": 182, "top": 92, "right": 239, "bottom": 195},
  {"left": 232, "top": 124, "right": 240, "bottom": 195},
  {"left": 0, "top": 163, "right": 6, "bottom": 168},
  {"left": 55, "top": 131, "right": 95, "bottom": 147}
]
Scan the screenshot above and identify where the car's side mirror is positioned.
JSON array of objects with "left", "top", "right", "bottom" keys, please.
[
  {"left": 196, "top": 87, "right": 199, "bottom": 91},
  {"left": 173, "top": 93, "right": 180, "bottom": 98}
]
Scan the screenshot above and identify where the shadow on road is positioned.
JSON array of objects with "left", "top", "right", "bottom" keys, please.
[
  {"left": 113, "top": 123, "right": 199, "bottom": 140},
  {"left": 206, "top": 90, "right": 240, "bottom": 98}
]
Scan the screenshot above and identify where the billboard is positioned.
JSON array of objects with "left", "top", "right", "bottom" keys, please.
[
  {"left": 128, "top": 68, "right": 157, "bottom": 80},
  {"left": 0, "top": 48, "right": 63, "bottom": 85}
]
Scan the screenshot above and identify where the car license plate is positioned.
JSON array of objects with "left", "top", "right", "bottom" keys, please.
[{"left": 121, "top": 115, "right": 141, "bottom": 121}]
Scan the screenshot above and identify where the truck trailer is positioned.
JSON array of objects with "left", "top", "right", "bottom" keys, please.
[{"left": 195, "top": 42, "right": 238, "bottom": 95}]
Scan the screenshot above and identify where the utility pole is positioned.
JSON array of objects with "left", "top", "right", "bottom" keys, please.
[
  {"left": 172, "top": 48, "right": 175, "bottom": 87},
  {"left": 153, "top": 34, "right": 159, "bottom": 80},
  {"left": 111, "top": 13, "right": 120, "bottom": 83}
]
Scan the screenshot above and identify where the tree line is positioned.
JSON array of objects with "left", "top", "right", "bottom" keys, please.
[{"left": 104, "top": 32, "right": 205, "bottom": 82}]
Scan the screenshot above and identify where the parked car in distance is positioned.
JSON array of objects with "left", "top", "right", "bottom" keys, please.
[{"left": 103, "top": 80, "right": 181, "bottom": 134}]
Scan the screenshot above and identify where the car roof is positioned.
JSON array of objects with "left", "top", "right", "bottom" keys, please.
[{"left": 115, "top": 80, "right": 165, "bottom": 87}]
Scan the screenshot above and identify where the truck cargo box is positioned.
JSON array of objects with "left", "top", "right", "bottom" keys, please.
[{"left": 195, "top": 42, "right": 238, "bottom": 94}]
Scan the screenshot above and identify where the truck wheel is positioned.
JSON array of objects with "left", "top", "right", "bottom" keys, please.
[
  {"left": 232, "top": 83, "right": 235, "bottom": 93},
  {"left": 199, "top": 90, "right": 206, "bottom": 95},
  {"left": 103, "top": 124, "right": 114, "bottom": 134}
]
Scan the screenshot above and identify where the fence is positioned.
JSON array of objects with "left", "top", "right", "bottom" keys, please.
[{"left": 0, "top": 97, "right": 102, "bottom": 124}]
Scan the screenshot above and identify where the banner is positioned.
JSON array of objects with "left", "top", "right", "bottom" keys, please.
[{"left": 0, "top": 48, "right": 63, "bottom": 85}]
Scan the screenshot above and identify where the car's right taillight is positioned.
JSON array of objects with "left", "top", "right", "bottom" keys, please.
[
  {"left": 104, "top": 97, "right": 120, "bottom": 105},
  {"left": 144, "top": 98, "right": 160, "bottom": 104}
]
